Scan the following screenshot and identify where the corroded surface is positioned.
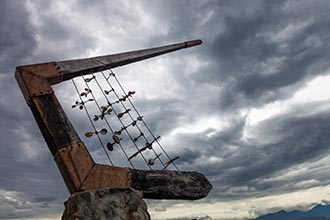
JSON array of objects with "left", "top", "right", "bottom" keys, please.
[
  {"left": 57, "top": 40, "right": 202, "bottom": 80},
  {"left": 55, "top": 143, "right": 95, "bottom": 194},
  {"left": 29, "top": 94, "right": 81, "bottom": 155},
  {"left": 81, "top": 164, "right": 132, "bottom": 191},
  {"left": 62, "top": 188, "right": 150, "bottom": 220},
  {"left": 131, "top": 169, "right": 212, "bottom": 200}
]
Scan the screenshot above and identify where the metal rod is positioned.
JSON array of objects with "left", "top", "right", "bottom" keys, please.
[{"left": 52, "top": 40, "right": 202, "bottom": 84}]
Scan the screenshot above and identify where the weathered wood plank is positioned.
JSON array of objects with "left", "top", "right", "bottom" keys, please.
[
  {"left": 131, "top": 169, "right": 212, "bottom": 200},
  {"left": 29, "top": 94, "right": 81, "bottom": 155}
]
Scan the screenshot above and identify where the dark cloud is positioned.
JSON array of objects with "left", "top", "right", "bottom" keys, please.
[
  {"left": 0, "top": 0, "right": 37, "bottom": 73},
  {"left": 174, "top": 104, "right": 330, "bottom": 200},
  {"left": 28, "top": 2, "right": 97, "bottom": 62},
  {"left": 1, "top": 0, "right": 330, "bottom": 219},
  {"left": 0, "top": 76, "right": 68, "bottom": 218},
  {"left": 133, "top": 97, "right": 196, "bottom": 136},
  {"left": 196, "top": 0, "right": 330, "bottom": 110}
]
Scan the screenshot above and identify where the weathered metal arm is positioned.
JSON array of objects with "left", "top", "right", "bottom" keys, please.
[
  {"left": 15, "top": 39, "right": 212, "bottom": 200},
  {"left": 56, "top": 39, "right": 202, "bottom": 83}
]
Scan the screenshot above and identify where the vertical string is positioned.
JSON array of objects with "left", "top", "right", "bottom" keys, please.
[
  {"left": 106, "top": 69, "right": 180, "bottom": 171},
  {"left": 70, "top": 69, "right": 180, "bottom": 171},
  {"left": 71, "top": 78, "right": 114, "bottom": 166},
  {"left": 92, "top": 74, "right": 152, "bottom": 170},
  {"left": 101, "top": 71, "right": 168, "bottom": 168},
  {"left": 81, "top": 75, "right": 137, "bottom": 168}
]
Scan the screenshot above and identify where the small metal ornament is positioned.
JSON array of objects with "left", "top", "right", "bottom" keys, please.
[
  {"left": 84, "top": 128, "right": 107, "bottom": 138},
  {"left": 133, "top": 132, "right": 144, "bottom": 142},
  {"left": 72, "top": 99, "right": 94, "bottom": 110},
  {"left": 106, "top": 135, "right": 123, "bottom": 152},
  {"left": 128, "top": 136, "right": 160, "bottom": 161},
  {"left": 93, "top": 106, "right": 112, "bottom": 121},
  {"left": 148, "top": 153, "right": 162, "bottom": 166},
  {"left": 104, "top": 88, "right": 115, "bottom": 95},
  {"left": 84, "top": 75, "right": 96, "bottom": 82},
  {"left": 117, "top": 109, "right": 131, "bottom": 118},
  {"left": 105, "top": 72, "right": 115, "bottom": 80},
  {"left": 80, "top": 88, "right": 92, "bottom": 97}
]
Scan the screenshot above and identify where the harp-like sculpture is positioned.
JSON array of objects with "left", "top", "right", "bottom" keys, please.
[{"left": 15, "top": 40, "right": 212, "bottom": 200}]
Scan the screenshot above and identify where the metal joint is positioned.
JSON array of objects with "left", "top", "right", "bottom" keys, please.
[{"left": 15, "top": 66, "right": 55, "bottom": 105}]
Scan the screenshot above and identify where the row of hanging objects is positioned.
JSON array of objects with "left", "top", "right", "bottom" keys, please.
[
  {"left": 102, "top": 70, "right": 179, "bottom": 170},
  {"left": 106, "top": 134, "right": 123, "bottom": 151},
  {"left": 113, "top": 116, "right": 142, "bottom": 135},
  {"left": 84, "top": 73, "right": 144, "bottom": 167},
  {"left": 128, "top": 136, "right": 161, "bottom": 161},
  {"left": 93, "top": 106, "right": 112, "bottom": 121},
  {"left": 105, "top": 115, "right": 143, "bottom": 152},
  {"left": 80, "top": 88, "right": 92, "bottom": 97},
  {"left": 70, "top": 70, "right": 180, "bottom": 171},
  {"left": 85, "top": 128, "right": 107, "bottom": 137},
  {"left": 71, "top": 99, "right": 94, "bottom": 110}
]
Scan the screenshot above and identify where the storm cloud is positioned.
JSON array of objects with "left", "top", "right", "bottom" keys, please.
[{"left": 1, "top": 0, "right": 330, "bottom": 219}]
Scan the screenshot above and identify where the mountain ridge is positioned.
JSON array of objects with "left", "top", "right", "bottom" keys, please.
[{"left": 256, "top": 204, "right": 330, "bottom": 220}]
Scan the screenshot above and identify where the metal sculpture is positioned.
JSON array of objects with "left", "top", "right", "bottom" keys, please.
[{"left": 15, "top": 39, "right": 212, "bottom": 200}]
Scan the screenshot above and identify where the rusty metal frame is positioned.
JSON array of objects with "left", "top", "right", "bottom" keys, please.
[{"left": 15, "top": 40, "right": 212, "bottom": 199}]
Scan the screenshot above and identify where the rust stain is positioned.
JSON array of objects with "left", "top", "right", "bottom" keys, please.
[
  {"left": 81, "top": 165, "right": 132, "bottom": 191},
  {"left": 54, "top": 142, "right": 95, "bottom": 193}
]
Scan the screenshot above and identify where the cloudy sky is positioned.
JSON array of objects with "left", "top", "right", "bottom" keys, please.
[{"left": 1, "top": 0, "right": 330, "bottom": 219}]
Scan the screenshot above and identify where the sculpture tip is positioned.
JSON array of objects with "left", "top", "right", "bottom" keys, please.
[{"left": 184, "top": 39, "right": 203, "bottom": 48}]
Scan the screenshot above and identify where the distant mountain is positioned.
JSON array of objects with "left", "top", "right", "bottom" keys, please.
[
  {"left": 299, "top": 217, "right": 330, "bottom": 220},
  {"left": 168, "top": 215, "right": 213, "bottom": 220},
  {"left": 256, "top": 204, "right": 330, "bottom": 220}
]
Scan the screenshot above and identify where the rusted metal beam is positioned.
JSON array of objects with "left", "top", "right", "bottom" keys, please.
[
  {"left": 16, "top": 40, "right": 203, "bottom": 90},
  {"left": 28, "top": 93, "right": 81, "bottom": 155},
  {"left": 54, "top": 143, "right": 212, "bottom": 200},
  {"left": 81, "top": 164, "right": 132, "bottom": 191},
  {"left": 54, "top": 142, "right": 95, "bottom": 194},
  {"left": 55, "top": 40, "right": 202, "bottom": 83}
]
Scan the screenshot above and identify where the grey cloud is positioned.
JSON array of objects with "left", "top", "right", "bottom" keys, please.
[
  {"left": 176, "top": 148, "right": 202, "bottom": 166},
  {"left": 176, "top": 106, "right": 330, "bottom": 199},
  {"left": 0, "top": 1, "right": 37, "bottom": 73},
  {"left": 28, "top": 2, "right": 97, "bottom": 62},
  {"left": 200, "top": 0, "right": 330, "bottom": 110},
  {"left": 132, "top": 97, "right": 194, "bottom": 135},
  {"left": 2, "top": 0, "right": 330, "bottom": 218},
  {"left": 0, "top": 1, "right": 73, "bottom": 216},
  {"left": 0, "top": 190, "right": 62, "bottom": 219}
]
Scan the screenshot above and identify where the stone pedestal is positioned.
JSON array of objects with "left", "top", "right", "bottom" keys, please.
[{"left": 62, "top": 188, "right": 150, "bottom": 220}]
